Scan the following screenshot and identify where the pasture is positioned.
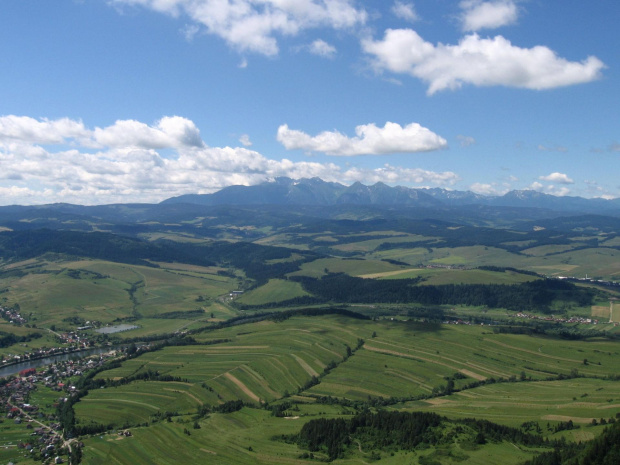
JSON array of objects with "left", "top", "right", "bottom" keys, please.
[
  {"left": 406, "top": 378, "right": 620, "bottom": 431},
  {"left": 0, "top": 258, "right": 236, "bottom": 330},
  {"left": 235, "top": 279, "right": 310, "bottom": 305},
  {"left": 80, "top": 406, "right": 542, "bottom": 465},
  {"left": 289, "top": 257, "right": 405, "bottom": 278},
  {"left": 306, "top": 320, "right": 620, "bottom": 401},
  {"left": 361, "top": 267, "right": 538, "bottom": 285},
  {"left": 75, "top": 381, "right": 215, "bottom": 427}
]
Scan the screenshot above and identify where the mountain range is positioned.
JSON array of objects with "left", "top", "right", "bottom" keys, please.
[{"left": 162, "top": 177, "right": 620, "bottom": 215}]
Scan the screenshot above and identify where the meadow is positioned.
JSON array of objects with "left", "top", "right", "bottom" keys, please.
[
  {"left": 80, "top": 406, "right": 545, "bottom": 465},
  {"left": 0, "top": 258, "right": 236, "bottom": 330}
]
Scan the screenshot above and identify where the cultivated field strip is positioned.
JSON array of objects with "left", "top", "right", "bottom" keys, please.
[{"left": 407, "top": 378, "right": 620, "bottom": 430}]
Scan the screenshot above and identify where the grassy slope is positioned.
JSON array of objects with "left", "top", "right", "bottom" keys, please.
[
  {"left": 0, "top": 258, "right": 235, "bottom": 330},
  {"left": 235, "top": 279, "right": 310, "bottom": 305}
]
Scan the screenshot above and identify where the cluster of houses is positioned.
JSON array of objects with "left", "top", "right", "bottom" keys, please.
[
  {"left": 56, "top": 330, "right": 94, "bottom": 347},
  {"left": 1, "top": 354, "right": 116, "bottom": 463},
  {"left": 1, "top": 338, "right": 95, "bottom": 369},
  {"left": 515, "top": 312, "right": 600, "bottom": 325},
  {"left": 556, "top": 275, "right": 620, "bottom": 287},
  {"left": 0, "top": 304, "right": 27, "bottom": 325},
  {"left": 2, "top": 370, "right": 64, "bottom": 461}
]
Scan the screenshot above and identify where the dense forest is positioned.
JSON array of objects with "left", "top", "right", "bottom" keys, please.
[
  {"left": 289, "top": 410, "right": 550, "bottom": 461},
  {"left": 284, "top": 274, "right": 594, "bottom": 312}
]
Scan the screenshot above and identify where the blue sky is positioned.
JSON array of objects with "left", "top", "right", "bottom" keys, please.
[{"left": 0, "top": 0, "right": 618, "bottom": 205}]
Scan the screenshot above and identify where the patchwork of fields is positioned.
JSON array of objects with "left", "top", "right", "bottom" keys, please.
[{"left": 64, "top": 316, "right": 620, "bottom": 464}]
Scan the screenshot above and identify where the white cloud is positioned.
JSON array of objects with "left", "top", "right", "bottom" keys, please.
[
  {"left": 239, "top": 134, "right": 252, "bottom": 146},
  {"left": 549, "top": 186, "right": 571, "bottom": 196},
  {"left": 277, "top": 121, "right": 447, "bottom": 156},
  {"left": 362, "top": 29, "right": 605, "bottom": 94},
  {"left": 0, "top": 115, "right": 89, "bottom": 145},
  {"left": 110, "top": 0, "right": 367, "bottom": 56},
  {"left": 0, "top": 115, "right": 458, "bottom": 205},
  {"left": 308, "top": 39, "right": 336, "bottom": 58},
  {"left": 469, "top": 182, "right": 508, "bottom": 196},
  {"left": 341, "top": 165, "right": 459, "bottom": 186},
  {"left": 529, "top": 181, "right": 544, "bottom": 191},
  {"left": 392, "top": 1, "right": 419, "bottom": 22},
  {"left": 529, "top": 181, "right": 571, "bottom": 196},
  {"left": 92, "top": 116, "right": 204, "bottom": 149},
  {"left": 460, "top": 0, "right": 518, "bottom": 31},
  {"left": 539, "top": 172, "right": 574, "bottom": 184},
  {"left": 457, "top": 135, "right": 475, "bottom": 147}
]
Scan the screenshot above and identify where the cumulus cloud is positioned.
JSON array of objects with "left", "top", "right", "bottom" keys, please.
[
  {"left": 277, "top": 121, "right": 447, "bottom": 156},
  {"left": 469, "top": 182, "right": 508, "bottom": 196},
  {"left": 342, "top": 165, "right": 459, "bottom": 185},
  {"left": 539, "top": 172, "right": 574, "bottom": 184},
  {"left": 530, "top": 181, "right": 571, "bottom": 196},
  {"left": 110, "top": 0, "right": 367, "bottom": 56},
  {"left": 0, "top": 115, "right": 457, "bottom": 205},
  {"left": 460, "top": 0, "right": 518, "bottom": 31},
  {"left": 239, "top": 134, "right": 252, "bottom": 146},
  {"left": 92, "top": 116, "right": 204, "bottom": 149},
  {"left": 0, "top": 115, "right": 89, "bottom": 144},
  {"left": 362, "top": 29, "right": 605, "bottom": 94},
  {"left": 392, "top": 1, "right": 419, "bottom": 22},
  {"left": 308, "top": 39, "right": 337, "bottom": 58}
]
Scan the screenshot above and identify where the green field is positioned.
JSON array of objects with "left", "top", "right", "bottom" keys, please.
[
  {"left": 235, "top": 279, "right": 310, "bottom": 305},
  {"left": 0, "top": 258, "right": 236, "bottom": 330},
  {"left": 360, "top": 267, "right": 539, "bottom": 285},
  {"left": 406, "top": 378, "right": 620, "bottom": 429},
  {"left": 75, "top": 381, "right": 216, "bottom": 427},
  {"left": 79, "top": 406, "right": 547, "bottom": 465},
  {"left": 289, "top": 257, "right": 405, "bottom": 278}
]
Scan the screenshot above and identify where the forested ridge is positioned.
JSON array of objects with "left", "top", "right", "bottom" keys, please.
[{"left": 284, "top": 274, "right": 594, "bottom": 312}]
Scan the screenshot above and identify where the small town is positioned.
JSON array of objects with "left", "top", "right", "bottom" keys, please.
[
  {"left": 515, "top": 312, "right": 601, "bottom": 325},
  {"left": 1, "top": 352, "right": 118, "bottom": 463}
]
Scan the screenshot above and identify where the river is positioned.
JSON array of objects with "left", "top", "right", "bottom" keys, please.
[{"left": 0, "top": 346, "right": 122, "bottom": 378}]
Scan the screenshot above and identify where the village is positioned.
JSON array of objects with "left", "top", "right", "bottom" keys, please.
[
  {"left": 0, "top": 335, "right": 98, "bottom": 370},
  {"left": 515, "top": 312, "right": 600, "bottom": 325},
  {"left": 0, "top": 352, "right": 118, "bottom": 464},
  {"left": 0, "top": 303, "right": 102, "bottom": 370},
  {"left": 0, "top": 305, "right": 27, "bottom": 326}
]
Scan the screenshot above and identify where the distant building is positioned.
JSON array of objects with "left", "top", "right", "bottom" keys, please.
[{"left": 19, "top": 368, "right": 36, "bottom": 377}]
